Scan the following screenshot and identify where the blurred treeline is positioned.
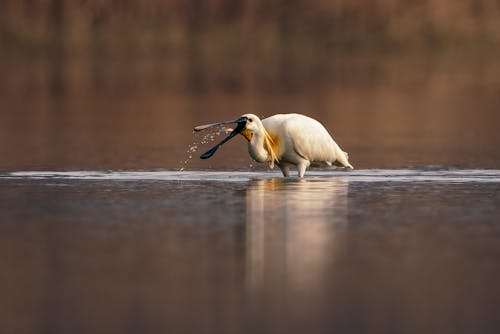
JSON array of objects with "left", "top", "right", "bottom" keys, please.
[{"left": 1, "top": 0, "right": 500, "bottom": 58}]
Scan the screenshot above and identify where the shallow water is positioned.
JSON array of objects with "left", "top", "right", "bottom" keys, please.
[
  {"left": 4, "top": 169, "right": 500, "bottom": 183},
  {"left": 1, "top": 169, "right": 499, "bottom": 334}
]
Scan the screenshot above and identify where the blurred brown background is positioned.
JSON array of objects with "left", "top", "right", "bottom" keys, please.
[{"left": 1, "top": 0, "right": 500, "bottom": 170}]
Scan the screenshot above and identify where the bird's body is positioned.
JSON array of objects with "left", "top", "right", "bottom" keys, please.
[{"left": 195, "top": 113, "right": 353, "bottom": 177}]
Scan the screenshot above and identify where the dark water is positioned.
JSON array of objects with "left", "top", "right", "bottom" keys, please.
[{"left": 1, "top": 170, "right": 499, "bottom": 334}]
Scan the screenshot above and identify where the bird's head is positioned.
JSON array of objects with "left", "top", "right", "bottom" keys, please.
[
  {"left": 193, "top": 114, "right": 263, "bottom": 159},
  {"left": 238, "top": 114, "right": 264, "bottom": 141}
]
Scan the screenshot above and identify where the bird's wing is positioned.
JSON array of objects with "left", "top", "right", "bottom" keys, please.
[{"left": 282, "top": 116, "right": 337, "bottom": 163}]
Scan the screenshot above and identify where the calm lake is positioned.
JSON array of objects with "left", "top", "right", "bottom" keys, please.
[{"left": 1, "top": 170, "right": 499, "bottom": 334}]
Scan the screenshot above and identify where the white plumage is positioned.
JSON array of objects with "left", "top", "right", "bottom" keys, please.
[{"left": 195, "top": 113, "right": 353, "bottom": 177}]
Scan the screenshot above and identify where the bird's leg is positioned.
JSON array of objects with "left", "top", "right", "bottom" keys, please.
[
  {"left": 278, "top": 163, "right": 291, "bottom": 177},
  {"left": 297, "top": 161, "right": 310, "bottom": 178}
]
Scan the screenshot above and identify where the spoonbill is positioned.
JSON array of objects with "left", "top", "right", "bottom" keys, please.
[{"left": 194, "top": 113, "right": 353, "bottom": 177}]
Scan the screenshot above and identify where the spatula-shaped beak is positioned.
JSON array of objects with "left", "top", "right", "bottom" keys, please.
[
  {"left": 194, "top": 116, "right": 246, "bottom": 132},
  {"left": 197, "top": 116, "right": 248, "bottom": 159}
]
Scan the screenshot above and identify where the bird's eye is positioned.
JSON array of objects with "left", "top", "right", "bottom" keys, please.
[{"left": 248, "top": 119, "right": 253, "bottom": 123}]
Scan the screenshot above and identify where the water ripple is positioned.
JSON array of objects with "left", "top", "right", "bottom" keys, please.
[{"left": 1, "top": 169, "right": 500, "bottom": 183}]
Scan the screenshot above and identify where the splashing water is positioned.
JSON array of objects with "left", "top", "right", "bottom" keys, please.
[{"left": 179, "top": 126, "right": 230, "bottom": 171}]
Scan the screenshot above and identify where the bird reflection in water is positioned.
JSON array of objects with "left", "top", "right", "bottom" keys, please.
[{"left": 244, "top": 178, "right": 349, "bottom": 306}]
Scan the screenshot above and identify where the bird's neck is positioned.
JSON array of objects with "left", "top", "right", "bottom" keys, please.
[{"left": 248, "top": 128, "right": 279, "bottom": 168}]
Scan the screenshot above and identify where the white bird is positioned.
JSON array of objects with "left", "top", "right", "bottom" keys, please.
[{"left": 194, "top": 113, "right": 353, "bottom": 177}]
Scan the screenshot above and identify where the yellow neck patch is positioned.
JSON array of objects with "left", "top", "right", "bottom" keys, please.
[{"left": 240, "top": 129, "right": 253, "bottom": 141}]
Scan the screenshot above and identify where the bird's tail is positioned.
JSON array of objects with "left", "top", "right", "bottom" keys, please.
[
  {"left": 333, "top": 146, "right": 354, "bottom": 169},
  {"left": 343, "top": 152, "right": 354, "bottom": 169}
]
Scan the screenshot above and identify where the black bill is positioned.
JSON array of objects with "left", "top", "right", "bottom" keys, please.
[
  {"left": 199, "top": 116, "right": 247, "bottom": 159},
  {"left": 194, "top": 116, "right": 246, "bottom": 132}
]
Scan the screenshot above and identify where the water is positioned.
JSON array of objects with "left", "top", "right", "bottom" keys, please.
[
  {"left": 5, "top": 169, "right": 500, "bottom": 183},
  {"left": 1, "top": 169, "right": 499, "bottom": 334}
]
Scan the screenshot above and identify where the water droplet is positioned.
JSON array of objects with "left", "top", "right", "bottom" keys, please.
[{"left": 178, "top": 124, "right": 228, "bottom": 171}]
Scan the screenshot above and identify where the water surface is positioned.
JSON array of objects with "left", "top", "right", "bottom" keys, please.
[{"left": 1, "top": 169, "right": 499, "bottom": 334}]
